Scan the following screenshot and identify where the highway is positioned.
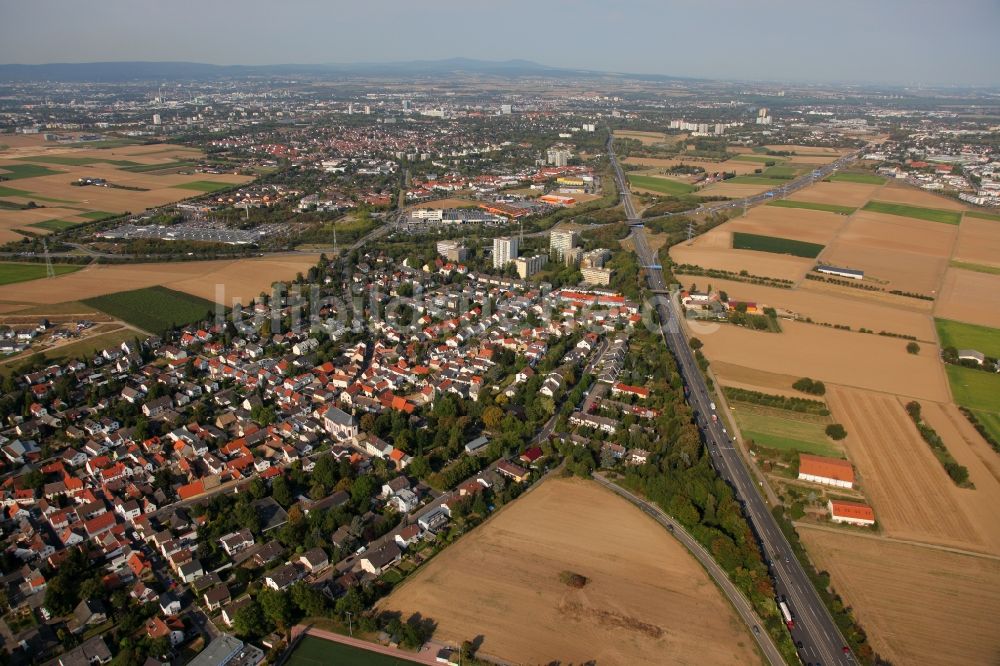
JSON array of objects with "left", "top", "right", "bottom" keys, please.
[{"left": 608, "top": 134, "right": 856, "bottom": 666}]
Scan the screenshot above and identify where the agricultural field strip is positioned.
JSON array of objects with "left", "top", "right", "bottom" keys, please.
[{"left": 862, "top": 201, "right": 962, "bottom": 225}]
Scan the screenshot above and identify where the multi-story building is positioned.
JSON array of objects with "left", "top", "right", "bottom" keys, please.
[
  {"left": 546, "top": 146, "right": 572, "bottom": 167},
  {"left": 550, "top": 229, "right": 579, "bottom": 262},
  {"left": 437, "top": 240, "right": 469, "bottom": 263},
  {"left": 493, "top": 236, "right": 519, "bottom": 268},
  {"left": 581, "top": 248, "right": 611, "bottom": 269},
  {"left": 515, "top": 254, "right": 548, "bottom": 279},
  {"left": 581, "top": 267, "right": 612, "bottom": 285}
]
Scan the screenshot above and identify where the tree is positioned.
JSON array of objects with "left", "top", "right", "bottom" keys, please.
[
  {"left": 290, "top": 582, "right": 328, "bottom": 618},
  {"left": 482, "top": 405, "right": 504, "bottom": 430},
  {"left": 906, "top": 341, "right": 920, "bottom": 355},
  {"left": 825, "top": 423, "right": 847, "bottom": 440},
  {"left": 688, "top": 337, "right": 703, "bottom": 350},
  {"left": 258, "top": 589, "right": 294, "bottom": 629},
  {"left": 233, "top": 601, "right": 269, "bottom": 638},
  {"left": 312, "top": 456, "right": 338, "bottom": 490},
  {"left": 271, "top": 475, "right": 293, "bottom": 507}
]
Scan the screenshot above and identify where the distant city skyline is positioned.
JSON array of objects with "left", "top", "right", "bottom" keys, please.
[{"left": 1, "top": 0, "right": 998, "bottom": 86}]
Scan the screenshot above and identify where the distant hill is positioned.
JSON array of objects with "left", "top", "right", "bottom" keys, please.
[{"left": 0, "top": 58, "right": 692, "bottom": 83}]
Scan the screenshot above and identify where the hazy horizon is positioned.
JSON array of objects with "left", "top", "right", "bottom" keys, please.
[{"left": 2, "top": 0, "right": 999, "bottom": 86}]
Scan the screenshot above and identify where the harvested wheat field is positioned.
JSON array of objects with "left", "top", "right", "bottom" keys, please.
[
  {"left": 671, "top": 241, "right": 814, "bottom": 282},
  {"left": 918, "top": 401, "right": 1000, "bottom": 553},
  {"left": 622, "top": 157, "right": 762, "bottom": 175},
  {"left": 824, "top": 386, "right": 999, "bottom": 553},
  {"left": 819, "top": 239, "right": 948, "bottom": 295},
  {"left": 725, "top": 206, "right": 848, "bottom": 245},
  {"left": 0, "top": 253, "right": 321, "bottom": 309},
  {"left": 874, "top": 182, "right": 968, "bottom": 210},
  {"left": 785, "top": 181, "right": 881, "bottom": 209},
  {"left": 613, "top": 130, "right": 677, "bottom": 145},
  {"left": 835, "top": 211, "right": 958, "bottom": 258},
  {"left": 674, "top": 275, "right": 937, "bottom": 340},
  {"left": 763, "top": 145, "right": 847, "bottom": 156},
  {"left": 695, "top": 322, "right": 949, "bottom": 401},
  {"left": 379, "top": 477, "right": 761, "bottom": 666},
  {"left": 799, "top": 527, "right": 1000, "bottom": 666},
  {"left": 711, "top": 362, "right": 811, "bottom": 399},
  {"left": 952, "top": 216, "right": 1000, "bottom": 268},
  {"left": 935, "top": 267, "right": 1000, "bottom": 328}
]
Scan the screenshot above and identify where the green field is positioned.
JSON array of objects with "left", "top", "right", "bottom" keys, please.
[
  {"left": 173, "top": 180, "right": 232, "bottom": 193},
  {"left": 15, "top": 156, "right": 140, "bottom": 167},
  {"left": 827, "top": 172, "right": 887, "bottom": 185},
  {"left": 80, "top": 211, "right": 117, "bottom": 220},
  {"left": 0, "top": 164, "right": 65, "bottom": 180},
  {"left": 965, "top": 210, "right": 1000, "bottom": 222},
  {"left": 761, "top": 166, "right": 797, "bottom": 179},
  {"left": 732, "top": 232, "right": 825, "bottom": 258},
  {"left": 733, "top": 155, "right": 787, "bottom": 163},
  {"left": 121, "top": 160, "right": 198, "bottom": 173},
  {"left": 970, "top": 410, "right": 1000, "bottom": 447},
  {"left": 0, "top": 262, "right": 83, "bottom": 285},
  {"left": 733, "top": 408, "right": 842, "bottom": 458},
  {"left": 627, "top": 175, "right": 696, "bottom": 196},
  {"left": 948, "top": 260, "right": 1000, "bottom": 275},
  {"left": 767, "top": 199, "right": 856, "bottom": 215},
  {"left": 935, "top": 319, "right": 1000, "bottom": 358},
  {"left": 862, "top": 201, "right": 962, "bottom": 225},
  {"left": 946, "top": 364, "right": 1000, "bottom": 413},
  {"left": 726, "top": 176, "right": 784, "bottom": 185},
  {"left": 0, "top": 185, "right": 78, "bottom": 204},
  {"left": 83, "top": 286, "right": 219, "bottom": 333},
  {"left": 285, "top": 635, "right": 422, "bottom": 666},
  {"left": 29, "top": 219, "right": 79, "bottom": 232}
]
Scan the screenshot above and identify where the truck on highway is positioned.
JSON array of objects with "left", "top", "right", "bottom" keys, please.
[
  {"left": 778, "top": 600, "right": 795, "bottom": 629},
  {"left": 710, "top": 402, "right": 716, "bottom": 411}
]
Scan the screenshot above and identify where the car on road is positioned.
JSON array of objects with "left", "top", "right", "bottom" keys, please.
[{"left": 796, "top": 641, "right": 804, "bottom": 648}]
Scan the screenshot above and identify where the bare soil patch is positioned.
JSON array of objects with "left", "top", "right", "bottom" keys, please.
[
  {"left": 799, "top": 527, "right": 1000, "bottom": 666},
  {"left": 378, "top": 477, "right": 760, "bottom": 666},
  {"left": 934, "top": 267, "right": 1000, "bottom": 328}
]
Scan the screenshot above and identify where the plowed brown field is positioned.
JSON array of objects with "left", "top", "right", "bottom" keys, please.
[
  {"left": 378, "top": 478, "right": 761, "bottom": 666},
  {"left": 799, "top": 527, "right": 1000, "bottom": 666}
]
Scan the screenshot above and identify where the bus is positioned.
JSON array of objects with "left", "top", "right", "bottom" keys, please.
[{"left": 778, "top": 600, "right": 795, "bottom": 629}]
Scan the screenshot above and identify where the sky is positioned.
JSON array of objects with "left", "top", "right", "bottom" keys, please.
[{"left": 1, "top": 0, "right": 998, "bottom": 86}]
